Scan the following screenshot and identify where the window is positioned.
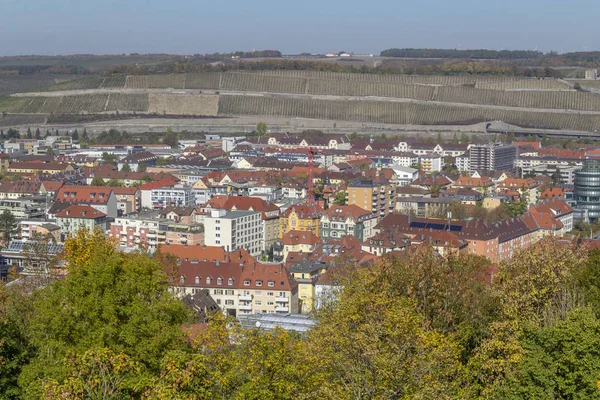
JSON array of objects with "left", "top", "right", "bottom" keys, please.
[
  {"left": 255, "top": 301, "right": 262, "bottom": 306},
  {"left": 267, "top": 302, "right": 274, "bottom": 306},
  {"left": 216, "top": 299, "right": 221, "bottom": 305},
  {"left": 195, "top": 276, "right": 200, "bottom": 284},
  {"left": 225, "top": 289, "right": 234, "bottom": 295},
  {"left": 206, "top": 277, "right": 212, "bottom": 284},
  {"left": 256, "top": 280, "right": 263, "bottom": 287},
  {"left": 243, "top": 280, "right": 250, "bottom": 286},
  {"left": 267, "top": 292, "right": 274, "bottom": 296},
  {"left": 255, "top": 291, "right": 262, "bottom": 296},
  {"left": 225, "top": 300, "right": 234, "bottom": 306},
  {"left": 214, "top": 289, "right": 223, "bottom": 295},
  {"left": 228, "top": 278, "right": 233, "bottom": 286},
  {"left": 217, "top": 277, "right": 223, "bottom": 285}
]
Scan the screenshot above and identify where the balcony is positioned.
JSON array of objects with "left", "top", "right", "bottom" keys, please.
[
  {"left": 146, "top": 232, "right": 157, "bottom": 238},
  {"left": 275, "top": 305, "right": 289, "bottom": 312},
  {"left": 275, "top": 296, "right": 289, "bottom": 303},
  {"left": 239, "top": 304, "right": 252, "bottom": 311},
  {"left": 239, "top": 294, "right": 252, "bottom": 301}
]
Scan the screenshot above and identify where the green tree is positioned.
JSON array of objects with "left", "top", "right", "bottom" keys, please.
[
  {"left": 90, "top": 177, "right": 105, "bottom": 186},
  {"left": 333, "top": 191, "right": 346, "bottom": 205},
  {"left": 71, "top": 129, "right": 79, "bottom": 141},
  {"left": 26, "top": 127, "right": 32, "bottom": 139},
  {"left": 34, "top": 128, "right": 41, "bottom": 140},
  {"left": 120, "top": 163, "right": 132, "bottom": 172},
  {"left": 0, "top": 209, "right": 17, "bottom": 246},
  {"left": 106, "top": 179, "right": 123, "bottom": 187},
  {"left": 256, "top": 122, "right": 267, "bottom": 139},
  {"left": 162, "top": 129, "right": 178, "bottom": 148},
  {"left": 19, "top": 230, "right": 191, "bottom": 398},
  {"left": 82, "top": 128, "right": 88, "bottom": 141},
  {"left": 101, "top": 152, "right": 119, "bottom": 164},
  {"left": 137, "top": 163, "right": 147, "bottom": 173},
  {"left": 495, "top": 308, "right": 600, "bottom": 400}
]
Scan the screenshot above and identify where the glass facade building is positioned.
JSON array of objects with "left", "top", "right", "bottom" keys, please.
[{"left": 574, "top": 159, "right": 600, "bottom": 221}]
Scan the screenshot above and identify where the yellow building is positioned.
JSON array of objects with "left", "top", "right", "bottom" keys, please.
[
  {"left": 279, "top": 204, "right": 323, "bottom": 237},
  {"left": 288, "top": 261, "right": 328, "bottom": 313},
  {"left": 346, "top": 179, "right": 395, "bottom": 222}
]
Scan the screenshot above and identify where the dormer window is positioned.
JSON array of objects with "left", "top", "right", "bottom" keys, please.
[
  {"left": 256, "top": 280, "right": 263, "bottom": 287},
  {"left": 206, "top": 277, "right": 212, "bottom": 284},
  {"left": 267, "top": 281, "right": 274, "bottom": 287},
  {"left": 195, "top": 276, "right": 200, "bottom": 284},
  {"left": 217, "top": 277, "right": 223, "bottom": 285},
  {"left": 228, "top": 278, "right": 233, "bottom": 286},
  {"left": 244, "top": 280, "right": 250, "bottom": 286}
]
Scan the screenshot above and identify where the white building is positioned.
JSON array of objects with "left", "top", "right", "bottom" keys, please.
[
  {"left": 149, "top": 184, "right": 194, "bottom": 209},
  {"left": 456, "top": 154, "right": 470, "bottom": 172},
  {"left": 204, "top": 209, "right": 263, "bottom": 256},
  {"left": 392, "top": 166, "right": 419, "bottom": 187},
  {"left": 419, "top": 155, "right": 443, "bottom": 173}
]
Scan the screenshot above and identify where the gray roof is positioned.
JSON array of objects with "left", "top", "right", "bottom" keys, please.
[{"left": 237, "top": 313, "right": 315, "bottom": 333}]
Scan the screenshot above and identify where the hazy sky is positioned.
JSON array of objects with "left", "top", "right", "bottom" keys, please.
[{"left": 0, "top": 0, "right": 598, "bottom": 55}]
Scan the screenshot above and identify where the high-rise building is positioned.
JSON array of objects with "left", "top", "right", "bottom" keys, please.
[
  {"left": 575, "top": 159, "right": 600, "bottom": 221},
  {"left": 469, "top": 143, "right": 517, "bottom": 173}
]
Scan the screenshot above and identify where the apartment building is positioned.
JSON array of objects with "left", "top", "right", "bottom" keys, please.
[
  {"left": 56, "top": 205, "right": 107, "bottom": 239},
  {"left": 320, "top": 205, "right": 377, "bottom": 242},
  {"left": 469, "top": 143, "right": 518, "bottom": 173},
  {"left": 149, "top": 184, "right": 194, "bottom": 209},
  {"left": 173, "top": 260, "right": 298, "bottom": 316},
  {"left": 0, "top": 199, "right": 45, "bottom": 220},
  {"left": 288, "top": 261, "right": 328, "bottom": 313},
  {"left": 55, "top": 186, "right": 118, "bottom": 218},
  {"left": 204, "top": 209, "right": 263, "bottom": 256},
  {"left": 111, "top": 187, "right": 141, "bottom": 216},
  {"left": 279, "top": 204, "right": 323, "bottom": 237},
  {"left": 347, "top": 179, "right": 395, "bottom": 222}
]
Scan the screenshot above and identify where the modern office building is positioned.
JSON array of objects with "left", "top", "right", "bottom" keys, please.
[
  {"left": 204, "top": 209, "right": 263, "bottom": 256},
  {"left": 469, "top": 143, "right": 518, "bottom": 173},
  {"left": 574, "top": 159, "right": 600, "bottom": 221}
]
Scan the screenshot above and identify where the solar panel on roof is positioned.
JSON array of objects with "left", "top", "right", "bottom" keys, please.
[
  {"left": 410, "top": 222, "right": 427, "bottom": 228},
  {"left": 426, "top": 223, "right": 445, "bottom": 230},
  {"left": 450, "top": 225, "right": 463, "bottom": 232}
]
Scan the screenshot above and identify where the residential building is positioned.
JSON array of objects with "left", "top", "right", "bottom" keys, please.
[
  {"left": 280, "top": 230, "right": 322, "bottom": 262},
  {"left": 392, "top": 166, "right": 419, "bottom": 187},
  {"left": 279, "top": 204, "right": 323, "bottom": 237},
  {"left": 111, "top": 187, "right": 141, "bottom": 215},
  {"left": 56, "top": 205, "right": 107, "bottom": 239},
  {"left": 419, "top": 154, "right": 443, "bottom": 173},
  {"left": 347, "top": 179, "right": 394, "bottom": 222},
  {"left": 172, "top": 260, "right": 298, "bottom": 316},
  {"left": 469, "top": 143, "right": 518, "bottom": 173},
  {"left": 150, "top": 184, "right": 194, "bottom": 209},
  {"left": 288, "top": 261, "right": 328, "bottom": 313},
  {"left": 0, "top": 199, "right": 45, "bottom": 220},
  {"left": 204, "top": 209, "right": 263, "bottom": 256},
  {"left": 202, "top": 195, "right": 280, "bottom": 251},
  {"left": 55, "top": 186, "right": 118, "bottom": 218},
  {"left": 320, "top": 205, "right": 377, "bottom": 242}
]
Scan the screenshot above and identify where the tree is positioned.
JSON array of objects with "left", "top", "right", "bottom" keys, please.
[
  {"left": 162, "top": 129, "right": 178, "bottom": 149},
  {"left": 120, "top": 163, "right": 132, "bottom": 172},
  {"left": 101, "top": 152, "right": 119, "bottom": 165},
  {"left": 106, "top": 179, "right": 123, "bottom": 187},
  {"left": 19, "top": 230, "right": 191, "bottom": 397},
  {"left": 90, "top": 177, "right": 105, "bottom": 186},
  {"left": 495, "top": 308, "right": 600, "bottom": 400},
  {"left": 137, "top": 163, "right": 147, "bottom": 173},
  {"left": 34, "top": 128, "right": 41, "bottom": 140},
  {"left": 82, "top": 128, "right": 88, "bottom": 141},
  {"left": 256, "top": 122, "right": 267, "bottom": 139},
  {"left": 437, "top": 132, "right": 443, "bottom": 144},
  {"left": 71, "top": 129, "right": 79, "bottom": 141},
  {"left": 0, "top": 209, "right": 17, "bottom": 246},
  {"left": 333, "top": 191, "right": 346, "bottom": 206},
  {"left": 26, "top": 127, "right": 32, "bottom": 139},
  {"left": 45, "top": 147, "right": 55, "bottom": 157}
]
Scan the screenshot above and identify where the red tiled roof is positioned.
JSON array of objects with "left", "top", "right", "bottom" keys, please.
[
  {"left": 56, "top": 185, "right": 113, "bottom": 205},
  {"left": 56, "top": 204, "right": 106, "bottom": 219},
  {"left": 139, "top": 178, "right": 179, "bottom": 191},
  {"left": 281, "top": 230, "right": 322, "bottom": 246}
]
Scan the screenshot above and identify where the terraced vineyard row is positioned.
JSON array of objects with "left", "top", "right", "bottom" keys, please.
[
  {"left": 247, "top": 70, "right": 520, "bottom": 85},
  {"left": 101, "top": 76, "right": 127, "bottom": 88},
  {"left": 54, "top": 94, "right": 109, "bottom": 113},
  {"left": 307, "top": 79, "right": 435, "bottom": 99},
  {"left": 0, "top": 75, "right": 82, "bottom": 96},
  {"left": 436, "top": 86, "right": 600, "bottom": 111},
  {"left": 475, "top": 79, "right": 571, "bottom": 90},
  {"left": 576, "top": 80, "right": 600, "bottom": 89},
  {"left": 37, "top": 77, "right": 106, "bottom": 92},
  {"left": 221, "top": 73, "right": 306, "bottom": 93},
  {"left": 0, "top": 114, "right": 46, "bottom": 127},
  {"left": 106, "top": 93, "right": 149, "bottom": 112},
  {"left": 218, "top": 95, "right": 600, "bottom": 131}
]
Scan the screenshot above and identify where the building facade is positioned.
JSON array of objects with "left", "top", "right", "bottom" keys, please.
[
  {"left": 204, "top": 209, "right": 263, "bottom": 256},
  {"left": 469, "top": 143, "right": 518, "bottom": 173}
]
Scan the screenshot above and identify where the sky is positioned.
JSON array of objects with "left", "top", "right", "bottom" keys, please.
[{"left": 0, "top": 0, "right": 598, "bottom": 56}]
